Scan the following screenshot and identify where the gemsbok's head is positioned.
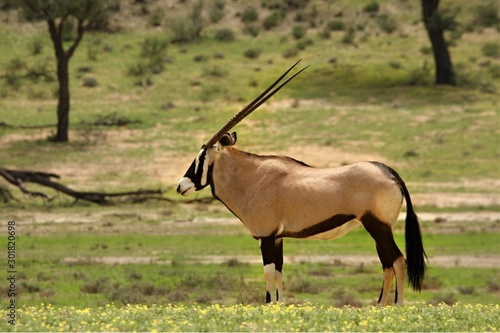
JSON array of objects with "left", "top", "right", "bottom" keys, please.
[{"left": 177, "top": 60, "right": 308, "bottom": 196}]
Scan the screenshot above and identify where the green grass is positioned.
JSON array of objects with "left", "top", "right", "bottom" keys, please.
[
  {"left": 2, "top": 303, "right": 499, "bottom": 332},
  {"left": 12, "top": 225, "right": 499, "bottom": 307}
]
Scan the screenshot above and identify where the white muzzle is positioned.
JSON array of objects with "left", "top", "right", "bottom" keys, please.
[{"left": 177, "top": 177, "right": 195, "bottom": 196}]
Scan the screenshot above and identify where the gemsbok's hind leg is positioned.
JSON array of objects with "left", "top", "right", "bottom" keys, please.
[
  {"left": 378, "top": 267, "right": 395, "bottom": 306},
  {"left": 393, "top": 256, "right": 406, "bottom": 305},
  {"left": 361, "top": 212, "right": 404, "bottom": 306}
]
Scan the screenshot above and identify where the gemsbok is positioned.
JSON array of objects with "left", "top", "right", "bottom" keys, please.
[{"left": 177, "top": 60, "right": 426, "bottom": 306}]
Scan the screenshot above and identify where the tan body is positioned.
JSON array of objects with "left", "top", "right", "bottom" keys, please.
[{"left": 212, "top": 147, "right": 402, "bottom": 240}]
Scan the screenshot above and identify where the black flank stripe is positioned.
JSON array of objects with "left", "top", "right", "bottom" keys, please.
[{"left": 280, "top": 214, "right": 356, "bottom": 238}]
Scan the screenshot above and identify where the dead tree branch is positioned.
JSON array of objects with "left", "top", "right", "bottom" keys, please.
[{"left": 0, "top": 167, "right": 164, "bottom": 205}]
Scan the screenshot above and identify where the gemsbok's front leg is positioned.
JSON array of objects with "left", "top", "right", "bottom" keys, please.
[
  {"left": 274, "top": 239, "right": 284, "bottom": 303},
  {"left": 260, "top": 235, "right": 277, "bottom": 303}
]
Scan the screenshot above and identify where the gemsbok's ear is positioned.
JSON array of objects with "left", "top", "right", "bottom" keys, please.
[{"left": 219, "top": 132, "right": 237, "bottom": 147}]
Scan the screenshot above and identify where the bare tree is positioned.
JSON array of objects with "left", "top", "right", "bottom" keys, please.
[
  {"left": 421, "top": 0, "right": 456, "bottom": 85},
  {"left": 20, "top": 0, "right": 111, "bottom": 142}
]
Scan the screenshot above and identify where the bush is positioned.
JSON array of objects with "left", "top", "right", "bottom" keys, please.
[
  {"left": 82, "top": 76, "right": 98, "bottom": 87},
  {"left": 296, "top": 38, "right": 313, "bottom": 50},
  {"left": 140, "top": 37, "right": 168, "bottom": 59},
  {"left": 363, "top": 1, "right": 379, "bottom": 14},
  {"left": 473, "top": 2, "right": 500, "bottom": 28},
  {"left": 29, "top": 39, "right": 44, "bottom": 55},
  {"left": 209, "top": 0, "right": 225, "bottom": 23},
  {"left": 243, "top": 24, "right": 260, "bottom": 37},
  {"left": 128, "top": 62, "right": 147, "bottom": 77},
  {"left": 263, "top": 11, "right": 283, "bottom": 30},
  {"left": 341, "top": 27, "right": 356, "bottom": 45},
  {"left": 148, "top": 8, "right": 165, "bottom": 27},
  {"left": 241, "top": 6, "right": 258, "bottom": 23},
  {"left": 482, "top": 42, "right": 500, "bottom": 58},
  {"left": 243, "top": 48, "right": 262, "bottom": 59},
  {"left": 318, "top": 27, "right": 331, "bottom": 39},
  {"left": 282, "top": 47, "right": 299, "bottom": 59},
  {"left": 292, "top": 25, "right": 306, "bottom": 39},
  {"left": 214, "top": 28, "right": 235, "bottom": 42},
  {"left": 376, "top": 13, "right": 398, "bottom": 33},
  {"left": 327, "top": 19, "right": 345, "bottom": 31},
  {"left": 203, "top": 66, "right": 227, "bottom": 78},
  {"left": 419, "top": 46, "right": 432, "bottom": 55},
  {"left": 170, "top": 0, "right": 204, "bottom": 43}
]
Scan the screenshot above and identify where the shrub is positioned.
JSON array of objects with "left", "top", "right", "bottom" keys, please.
[
  {"left": 82, "top": 76, "right": 99, "bottom": 88},
  {"left": 77, "top": 65, "right": 93, "bottom": 73},
  {"left": 209, "top": 0, "right": 225, "bottom": 23},
  {"left": 241, "top": 6, "right": 258, "bottom": 23},
  {"left": 263, "top": 11, "right": 283, "bottom": 30},
  {"left": 419, "top": 46, "right": 432, "bottom": 55},
  {"left": 292, "top": 25, "right": 306, "bottom": 39},
  {"left": 170, "top": 0, "right": 204, "bottom": 43},
  {"left": 327, "top": 19, "right": 345, "bottom": 31},
  {"left": 318, "top": 27, "right": 331, "bottom": 39},
  {"left": 203, "top": 66, "right": 227, "bottom": 78},
  {"left": 128, "top": 62, "right": 147, "bottom": 77},
  {"left": 363, "top": 1, "right": 380, "bottom": 14},
  {"left": 193, "top": 54, "right": 208, "bottom": 62},
  {"left": 341, "top": 27, "right": 356, "bottom": 45},
  {"left": 482, "top": 42, "right": 500, "bottom": 58},
  {"left": 376, "top": 13, "right": 398, "bottom": 33},
  {"left": 214, "top": 28, "right": 235, "bottom": 42},
  {"left": 296, "top": 38, "right": 313, "bottom": 50},
  {"left": 140, "top": 37, "right": 168, "bottom": 59},
  {"left": 388, "top": 61, "right": 401, "bottom": 69},
  {"left": 473, "top": 2, "right": 500, "bottom": 28},
  {"left": 243, "top": 48, "right": 262, "bottom": 59},
  {"left": 29, "top": 39, "right": 44, "bottom": 55},
  {"left": 243, "top": 24, "right": 260, "bottom": 37},
  {"left": 282, "top": 47, "right": 299, "bottom": 59},
  {"left": 148, "top": 8, "right": 165, "bottom": 27}
]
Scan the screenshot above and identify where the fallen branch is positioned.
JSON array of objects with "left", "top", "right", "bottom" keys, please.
[
  {"left": 0, "top": 167, "right": 164, "bottom": 205},
  {"left": 0, "top": 121, "right": 57, "bottom": 129}
]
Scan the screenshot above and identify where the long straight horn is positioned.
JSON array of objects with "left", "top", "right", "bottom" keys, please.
[{"left": 204, "top": 60, "right": 309, "bottom": 148}]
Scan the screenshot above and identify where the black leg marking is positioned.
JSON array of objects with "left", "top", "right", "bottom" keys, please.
[
  {"left": 394, "top": 283, "right": 399, "bottom": 304},
  {"left": 260, "top": 236, "right": 276, "bottom": 266},
  {"left": 378, "top": 285, "right": 384, "bottom": 304},
  {"left": 362, "top": 212, "right": 402, "bottom": 269},
  {"left": 275, "top": 239, "right": 283, "bottom": 272},
  {"left": 276, "top": 290, "right": 279, "bottom": 301},
  {"left": 266, "top": 291, "right": 271, "bottom": 303}
]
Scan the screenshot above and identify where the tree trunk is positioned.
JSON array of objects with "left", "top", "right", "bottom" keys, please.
[
  {"left": 421, "top": 0, "right": 455, "bottom": 85},
  {"left": 55, "top": 55, "right": 70, "bottom": 142}
]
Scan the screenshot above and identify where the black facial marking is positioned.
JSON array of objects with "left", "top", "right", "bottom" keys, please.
[
  {"left": 361, "top": 211, "right": 403, "bottom": 269},
  {"left": 183, "top": 149, "right": 210, "bottom": 191},
  {"left": 279, "top": 214, "right": 356, "bottom": 238}
]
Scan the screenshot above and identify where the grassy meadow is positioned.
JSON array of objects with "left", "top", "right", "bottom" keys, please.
[{"left": 0, "top": 0, "right": 499, "bottom": 330}]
